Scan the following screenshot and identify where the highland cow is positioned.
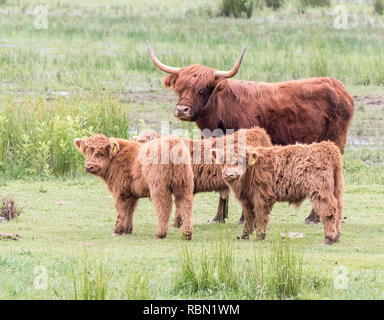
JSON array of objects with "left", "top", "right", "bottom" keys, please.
[
  {"left": 147, "top": 41, "right": 354, "bottom": 224},
  {"left": 213, "top": 141, "right": 344, "bottom": 245},
  {"left": 74, "top": 134, "right": 194, "bottom": 240},
  {"left": 134, "top": 126, "right": 273, "bottom": 223}
]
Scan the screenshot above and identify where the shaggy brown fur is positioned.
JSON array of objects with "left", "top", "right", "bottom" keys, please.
[
  {"left": 134, "top": 126, "right": 273, "bottom": 224},
  {"left": 74, "top": 134, "right": 194, "bottom": 240},
  {"left": 214, "top": 141, "right": 344, "bottom": 245},
  {"left": 162, "top": 65, "right": 354, "bottom": 223}
]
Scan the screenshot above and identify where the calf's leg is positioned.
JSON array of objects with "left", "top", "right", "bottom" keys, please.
[
  {"left": 151, "top": 191, "right": 173, "bottom": 239},
  {"left": 311, "top": 192, "right": 340, "bottom": 244},
  {"left": 241, "top": 206, "right": 255, "bottom": 240},
  {"left": 305, "top": 209, "right": 321, "bottom": 224},
  {"left": 114, "top": 197, "right": 138, "bottom": 235},
  {"left": 254, "top": 205, "right": 271, "bottom": 241},
  {"left": 174, "top": 194, "right": 193, "bottom": 240}
]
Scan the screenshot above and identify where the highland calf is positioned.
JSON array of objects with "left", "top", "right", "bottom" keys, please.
[
  {"left": 134, "top": 126, "right": 273, "bottom": 223},
  {"left": 74, "top": 134, "right": 194, "bottom": 240},
  {"left": 213, "top": 141, "right": 344, "bottom": 245}
]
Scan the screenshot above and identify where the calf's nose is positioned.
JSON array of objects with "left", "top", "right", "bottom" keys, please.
[{"left": 85, "top": 166, "right": 93, "bottom": 172}]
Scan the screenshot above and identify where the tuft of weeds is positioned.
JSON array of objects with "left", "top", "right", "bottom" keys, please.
[
  {"left": 173, "top": 240, "right": 239, "bottom": 296},
  {"left": 71, "top": 253, "right": 110, "bottom": 300},
  {"left": 173, "top": 237, "right": 310, "bottom": 299},
  {"left": 0, "top": 195, "right": 21, "bottom": 221},
  {"left": 126, "top": 268, "right": 151, "bottom": 299},
  {"left": 220, "top": 0, "right": 254, "bottom": 18},
  {"left": 374, "top": 0, "right": 384, "bottom": 15}
]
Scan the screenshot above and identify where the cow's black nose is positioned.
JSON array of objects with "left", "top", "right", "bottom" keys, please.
[
  {"left": 85, "top": 166, "right": 93, "bottom": 172},
  {"left": 177, "top": 105, "right": 189, "bottom": 112}
]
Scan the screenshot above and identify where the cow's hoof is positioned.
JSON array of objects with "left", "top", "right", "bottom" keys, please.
[
  {"left": 211, "top": 215, "right": 225, "bottom": 223},
  {"left": 155, "top": 233, "right": 167, "bottom": 239}
]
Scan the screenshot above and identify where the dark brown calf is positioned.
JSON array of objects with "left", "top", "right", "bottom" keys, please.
[{"left": 214, "top": 141, "right": 344, "bottom": 245}]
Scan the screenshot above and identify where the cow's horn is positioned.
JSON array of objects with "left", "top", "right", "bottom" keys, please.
[
  {"left": 146, "top": 40, "right": 180, "bottom": 74},
  {"left": 214, "top": 47, "right": 246, "bottom": 78}
]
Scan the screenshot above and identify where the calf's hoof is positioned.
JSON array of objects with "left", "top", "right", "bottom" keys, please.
[
  {"left": 255, "top": 233, "right": 266, "bottom": 241},
  {"left": 155, "top": 233, "right": 167, "bottom": 239},
  {"left": 114, "top": 226, "right": 133, "bottom": 235},
  {"left": 322, "top": 236, "right": 339, "bottom": 245},
  {"left": 172, "top": 221, "right": 182, "bottom": 228},
  {"left": 181, "top": 233, "right": 192, "bottom": 241},
  {"left": 237, "top": 233, "right": 249, "bottom": 240},
  {"left": 304, "top": 211, "right": 321, "bottom": 224}
]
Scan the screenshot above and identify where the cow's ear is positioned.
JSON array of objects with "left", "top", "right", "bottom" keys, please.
[
  {"left": 163, "top": 74, "right": 177, "bottom": 88},
  {"left": 109, "top": 139, "right": 120, "bottom": 157},
  {"left": 74, "top": 139, "right": 84, "bottom": 152},
  {"left": 247, "top": 152, "right": 258, "bottom": 167}
]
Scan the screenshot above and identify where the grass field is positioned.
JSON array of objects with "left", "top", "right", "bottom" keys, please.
[{"left": 0, "top": 0, "right": 384, "bottom": 299}]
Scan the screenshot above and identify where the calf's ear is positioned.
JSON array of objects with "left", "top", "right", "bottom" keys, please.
[
  {"left": 247, "top": 152, "right": 258, "bottom": 167},
  {"left": 74, "top": 139, "right": 84, "bottom": 152},
  {"left": 109, "top": 139, "right": 120, "bottom": 157}
]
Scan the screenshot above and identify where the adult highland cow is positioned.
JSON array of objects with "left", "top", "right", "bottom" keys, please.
[{"left": 147, "top": 41, "right": 354, "bottom": 224}]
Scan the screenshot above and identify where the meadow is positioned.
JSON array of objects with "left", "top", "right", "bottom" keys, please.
[{"left": 0, "top": 0, "right": 384, "bottom": 299}]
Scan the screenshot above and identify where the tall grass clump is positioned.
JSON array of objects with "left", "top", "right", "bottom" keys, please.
[
  {"left": 72, "top": 255, "right": 110, "bottom": 300},
  {"left": 374, "top": 0, "right": 384, "bottom": 15},
  {"left": 173, "top": 237, "right": 312, "bottom": 299},
  {"left": 221, "top": 0, "right": 253, "bottom": 18},
  {"left": 173, "top": 240, "right": 238, "bottom": 297},
  {"left": 126, "top": 268, "right": 151, "bottom": 299},
  {"left": 265, "top": 0, "right": 284, "bottom": 10},
  {"left": 0, "top": 92, "right": 131, "bottom": 178},
  {"left": 300, "top": 0, "right": 330, "bottom": 7},
  {"left": 267, "top": 238, "right": 303, "bottom": 298}
]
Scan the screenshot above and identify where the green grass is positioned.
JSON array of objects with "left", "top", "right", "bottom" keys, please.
[
  {"left": 0, "top": 0, "right": 383, "bottom": 299},
  {"left": 1, "top": 178, "right": 384, "bottom": 299}
]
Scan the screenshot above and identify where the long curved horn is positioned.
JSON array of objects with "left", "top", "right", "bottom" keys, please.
[
  {"left": 214, "top": 47, "right": 246, "bottom": 78},
  {"left": 146, "top": 40, "right": 180, "bottom": 74}
]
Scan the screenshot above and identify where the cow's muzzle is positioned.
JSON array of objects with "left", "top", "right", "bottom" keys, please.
[
  {"left": 174, "top": 105, "right": 193, "bottom": 121},
  {"left": 85, "top": 165, "right": 100, "bottom": 175}
]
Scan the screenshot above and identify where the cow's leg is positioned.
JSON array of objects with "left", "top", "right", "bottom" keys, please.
[
  {"left": 114, "top": 197, "right": 138, "bottom": 235},
  {"left": 237, "top": 211, "right": 245, "bottom": 224},
  {"left": 212, "top": 190, "right": 229, "bottom": 223},
  {"left": 174, "top": 194, "right": 193, "bottom": 240},
  {"left": 305, "top": 208, "right": 321, "bottom": 224},
  {"left": 151, "top": 191, "right": 173, "bottom": 239}
]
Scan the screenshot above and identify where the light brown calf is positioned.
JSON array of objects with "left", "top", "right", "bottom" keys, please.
[
  {"left": 214, "top": 141, "right": 344, "bottom": 245},
  {"left": 134, "top": 126, "right": 273, "bottom": 224},
  {"left": 74, "top": 134, "right": 194, "bottom": 240}
]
